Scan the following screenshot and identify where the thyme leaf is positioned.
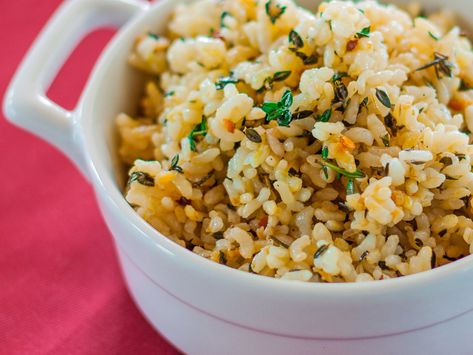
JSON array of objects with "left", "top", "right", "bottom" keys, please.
[
  {"left": 314, "top": 244, "right": 329, "bottom": 259},
  {"left": 346, "top": 178, "right": 355, "bottom": 195},
  {"left": 215, "top": 76, "right": 239, "bottom": 90},
  {"left": 288, "top": 29, "right": 304, "bottom": 48},
  {"left": 265, "top": 0, "right": 286, "bottom": 24},
  {"left": 428, "top": 31, "right": 439, "bottom": 41},
  {"left": 129, "top": 171, "right": 155, "bottom": 186},
  {"left": 355, "top": 26, "right": 371, "bottom": 38},
  {"left": 292, "top": 110, "right": 313, "bottom": 120},
  {"left": 262, "top": 90, "right": 293, "bottom": 126},
  {"left": 170, "top": 154, "right": 183, "bottom": 173},
  {"left": 258, "top": 70, "right": 292, "bottom": 91},
  {"left": 415, "top": 52, "right": 453, "bottom": 78},
  {"left": 245, "top": 128, "right": 262, "bottom": 143},
  {"left": 318, "top": 109, "right": 332, "bottom": 122},
  {"left": 322, "top": 161, "right": 365, "bottom": 178},
  {"left": 375, "top": 88, "right": 392, "bottom": 109},
  {"left": 188, "top": 117, "right": 207, "bottom": 151},
  {"left": 321, "top": 146, "right": 329, "bottom": 160},
  {"left": 220, "top": 11, "right": 229, "bottom": 28}
]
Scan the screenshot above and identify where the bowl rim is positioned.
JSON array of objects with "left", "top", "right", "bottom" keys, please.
[{"left": 80, "top": 0, "right": 473, "bottom": 295}]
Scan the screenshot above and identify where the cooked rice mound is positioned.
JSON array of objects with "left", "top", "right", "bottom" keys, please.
[{"left": 117, "top": 0, "right": 473, "bottom": 282}]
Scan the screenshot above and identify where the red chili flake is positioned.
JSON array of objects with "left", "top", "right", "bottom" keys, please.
[
  {"left": 223, "top": 119, "right": 235, "bottom": 133},
  {"left": 346, "top": 39, "right": 358, "bottom": 52},
  {"left": 258, "top": 215, "right": 268, "bottom": 228},
  {"left": 177, "top": 197, "right": 191, "bottom": 206},
  {"left": 211, "top": 30, "right": 224, "bottom": 40}
]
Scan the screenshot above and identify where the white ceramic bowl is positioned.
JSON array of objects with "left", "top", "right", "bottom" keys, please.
[{"left": 4, "top": 0, "right": 473, "bottom": 354}]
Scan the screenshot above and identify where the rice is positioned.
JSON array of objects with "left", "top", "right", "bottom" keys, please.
[{"left": 116, "top": 0, "right": 473, "bottom": 282}]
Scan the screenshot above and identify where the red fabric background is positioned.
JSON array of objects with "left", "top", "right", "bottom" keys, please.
[{"left": 0, "top": 1, "right": 179, "bottom": 354}]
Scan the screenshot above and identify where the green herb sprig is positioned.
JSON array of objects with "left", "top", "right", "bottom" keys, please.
[
  {"left": 188, "top": 117, "right": 207, "bottom": 151},
  {"left": 415, "top": 52, "right": 453, "bottom": 78},
  {"left": 322, "top": 161, "right": 365, "bottom": 179},
  {"left": 262, "top": 90, "right": 293, "bottom": 126}
]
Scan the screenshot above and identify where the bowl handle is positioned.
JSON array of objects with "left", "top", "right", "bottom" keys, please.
[{"left": 2, "top": 0, "right": 148, "bottom": 179}]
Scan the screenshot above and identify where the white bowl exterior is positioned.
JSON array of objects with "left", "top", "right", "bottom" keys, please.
[{"left": 9, "top": 0, "right": 473, "bottom": 352}]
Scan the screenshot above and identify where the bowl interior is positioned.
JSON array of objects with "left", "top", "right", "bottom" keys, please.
[{"left": 81, "top": 0, "right": 473, "bottom": 272}]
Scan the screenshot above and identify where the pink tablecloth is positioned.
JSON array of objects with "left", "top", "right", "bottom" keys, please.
[{"left": 0, "top": 1, "right": 179, "bottom": 353}]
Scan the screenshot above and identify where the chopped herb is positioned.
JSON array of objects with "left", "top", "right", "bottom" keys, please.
[
  {"left": 414, "top": 238, "right": 423, "bottom": 248},
  {"left": 314, "top": 244, "right": 329, "bottom": 259},
  {"left": 360, "top": 97, "right": 368, "bottom": 108},
  {"left": 248, "top": 261, "right": 256, "bottom": 273},
  {"left": 322, "top": 161, "right": 365, "bottom": 178},
  {"left": 375, "top": 88, "right": 392, "bottom": 109},
  {"left": 213, "top": 232, "right": 224, "bottom": 240},
  {"left": 258, "top": 71, "right": 292, "bottom": 91},
  {"left": 192, "top": 172, "right": 213, "bottom": 187},
  {"left": 129, "top": 171, "right": 155, "bottom": 186},
  {"left": 215, "top": 76, "right": 239, "bottom": 90},
  {"left": 355, "top": 26, "right": 371, "bottom": 38},
  {"left": 431, "top": 251, "right": 436, "bottom": 269},
  {"left": 328, "top": 20, "right": 332, "bottom": 31},
  {"left": 292, "top": 110, "right": 313, "bottom": 120},
  {"left": 273, "top": 70, "right": 291, "bottom": 82},
  {"left": 147, "top": 32, "right": 159, "bottom": 40},
  {"left": 443, "top": 255, "right": 457, "bottom": 262},
  {"left": 358, "top": 8, "right": 365, "bottom": 14},
  {"left": 288, "top": 167, "right": 299, "bottom": 177},
  {"left": 461, "top": 129, "right": 471, "bottom": 136},
  {"left": 164, "top": 91, "right": 175, "bottom": 97},
  {"left": 289, "top": 48, "right": 318, "bottom": 65},
  {"left": 428, "top": 31, "right": 439, "bottom": 41},
  {"left": 321, "top": 146, "right": 329, "bottom": 160},
  {"left": 346, "top": 39, "right": 358, "bottom": 51},
  {"left": 384, "top": 113, "right": 398, "bottom": 136},
  {"left": 270, "top": 236, "right": 289, "bottom": 248},
  {"left": 318, "top": 109, "right": 332, "bottom": 122},
  {"left": 381, "top": 133, "right": 390, "bottom": 147},
  {"left": 419, "top": 107, "right": 424, "bottom": 114},
  {"left": 346, "top": 178, "right": 355, "bottom": 195},
  {"left": 219, "top": 251, "right": 227, "bottom": 264},
  {"left": 288, "top": 30, "right": 304, "bottom": 48},
  {"left": 378, "top": 261, "right": 390, "bottom": 270},
  {"left": 359, "top": 250, "right": 369, "bottom": 262},
  {"left": 177, "top": 196, "right": 191, "bottom": 206},
  {"left": 262, "top": 89, "right": 293, "bottom": 126},
  {"left": 322, "top": 166, "right": 329, "bottom": 179},
  {"left": 245, "top": 128, "right": 262, "bottom": 143},
  {"left": 456, "top": 153, "right": 466, "bottom": 160},
  {"left": 334, "top": 80, "right": 348, "bottom": 104},
  {"left": 415, "top": 52, "right": 453, "bottom": 78},
  {"left": 459, "top": 79, "right": 472, "bottom": 91},
  {"left": 170, "top": 154, "right": 183, "bottom": 173},
  {"left": 384, "top": 163, "right": 389, "bottom": 176},
  {"left": 335, "top": 199, "right": 350, "bottom": 213},
  {"left": 332, "top": 72, "right": 349, "bottom": 82},
  {"left": 265, "top": 0, "right": 286, "bottom": 24},
  {"left": 220, "top": 11, "right": 229, "bottom": 27},
  {"left": 299, "top": 52, "right": 318, "bottom": 65},
  {"left": 188, "top": 117, "right": 208, "bottom": 151},
  {"left": 440, "top": 156, "right": 453, "bottom": 165}
]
